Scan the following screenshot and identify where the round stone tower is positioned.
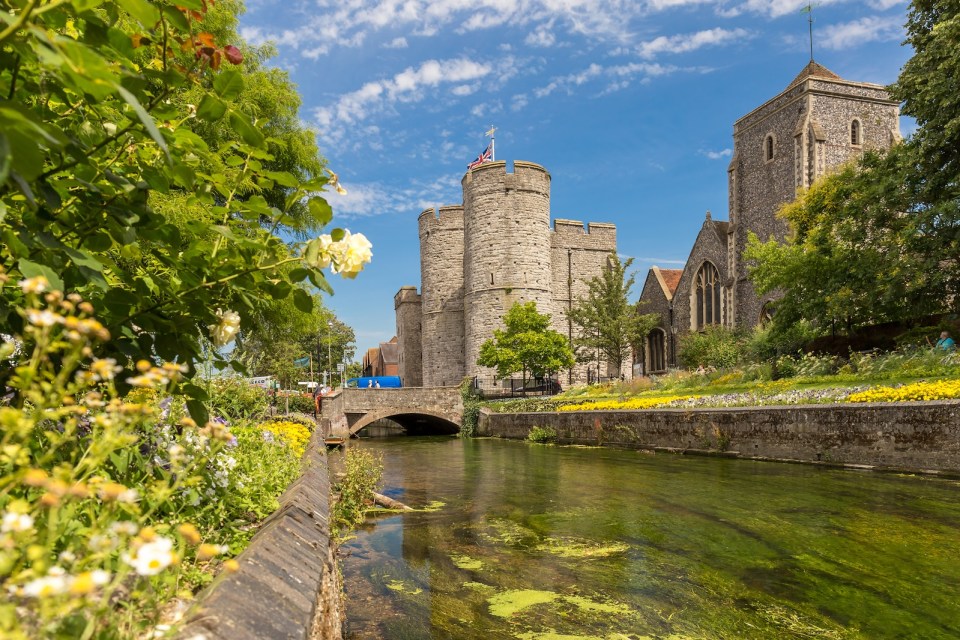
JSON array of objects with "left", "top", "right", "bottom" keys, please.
[
  {"left": 462, "top": 161, "right": 554, "bottom": 380},
  {"left": 418, "top": 205, "right": 465, "bottom": 387}
]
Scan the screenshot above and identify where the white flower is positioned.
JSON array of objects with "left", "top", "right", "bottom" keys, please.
[
  {"left": 23, "top": 573, "right": 68, "bottom": 598},
  {"left": 117, "top": 489, "right": 140, "bottom": 504},
  {"left": 124, "top": 536, "right": 176, "bottom": 576},
  {"left": 305, "top": 234, "right": 335, "bottom": 270},
  {"left": 18, "top": 276, "right": 49, "bottom": 294},
  {"left": 109, "top": 521, "right": 139, "bottom": 536},
  {"left": 334, "top": 231, "right": 372, "bottom": 279},
  {"left": 2, "top": 512, "right": 34, "bottom": 533},
  {"left": 26, "top": 309, "right": 64, "bottom": 327},
  {"left": 89, "top": 358, "right": 122, "bottom": 381},
  {"left": 208, "top": 309, "right": 241, "bottom": 347}
]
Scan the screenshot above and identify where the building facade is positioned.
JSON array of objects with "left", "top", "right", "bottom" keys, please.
[
  {"left": 395, "top": 160, "right": 618, "bottom": 388},
  {"left": 639, "top": 62, "right": 902, "bottom": 371}
]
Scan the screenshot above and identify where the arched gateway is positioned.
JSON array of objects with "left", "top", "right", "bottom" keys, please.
[{"left": 319, "top": 387, "right": 463, "bottom": 437}]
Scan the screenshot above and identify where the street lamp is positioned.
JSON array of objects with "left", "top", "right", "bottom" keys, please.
[{"left": 327, "top": 320, "right": 333, "bottom": 388}]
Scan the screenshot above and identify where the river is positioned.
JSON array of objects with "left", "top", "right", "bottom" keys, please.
[{"left": 339, "top": 436, "right": 960, "bottom": 639}]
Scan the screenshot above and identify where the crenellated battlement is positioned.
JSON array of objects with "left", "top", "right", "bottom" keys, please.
[
  {"left": 393, "top": 286, "right": 421, "bottom": 307},
  {"left": 418, "top": 205, "right": 464, "bottom": 234},
  {"left": 462, "top": 160, "right": 551, "bottom": 196}
]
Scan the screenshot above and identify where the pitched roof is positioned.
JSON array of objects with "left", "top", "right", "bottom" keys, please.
[
  {"left": 651, "top": 266, "right": 683, "bottom": 301},
  {"left": 786, "top": 61, "right": 841, "bottom": 90},
  {"left": 379, "top": 341, "right": 399, "bottom": 365}
]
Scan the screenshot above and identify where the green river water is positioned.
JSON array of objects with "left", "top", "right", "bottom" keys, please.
[{"left": 339, "top": 437, "right": 960, "bottom": 639}]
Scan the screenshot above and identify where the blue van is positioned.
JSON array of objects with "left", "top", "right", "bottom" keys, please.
[{"left": 345, "top": 376, "right": 403, "bottom": 389}]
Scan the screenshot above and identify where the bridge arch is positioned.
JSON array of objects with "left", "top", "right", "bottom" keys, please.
[{"left": 348, "top": 408, "right": 461, "bottom": 436}]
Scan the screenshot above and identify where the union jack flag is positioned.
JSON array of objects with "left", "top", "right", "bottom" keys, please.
[{"left": 467, "top": 143, "right": 493, "bottom": 169}]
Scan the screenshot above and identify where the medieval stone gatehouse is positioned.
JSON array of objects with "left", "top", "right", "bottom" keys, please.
[
  {"left": 638, "top": 62, "right": 902, "bottom": 372},
  {"left": 394, "top": 161, "right": 619, "bottom": 388}
]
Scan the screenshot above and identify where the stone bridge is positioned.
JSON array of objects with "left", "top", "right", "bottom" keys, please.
[{"left": 319, "top": 387, "right": 463, "bottom": 437}]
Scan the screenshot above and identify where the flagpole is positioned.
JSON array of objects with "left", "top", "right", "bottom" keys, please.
[{"left": 488, "top": 125, "right": 496, "bottom": 161}]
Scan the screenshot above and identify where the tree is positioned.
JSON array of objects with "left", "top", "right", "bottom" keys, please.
[
  {"left": 891, "top": 0, "right": 960, "bottom": 194},
  {"left": 567, "top": 253, "right": 651, "bottom": 377},
  {"left": 0, "top": 1, "right": 370, "bottom": 420},
  {"left": 744, "top": 149, "right": 940, "bottom": 337},
  {"left": 477, "top": 302, "right": 575, "bottom": 386}
]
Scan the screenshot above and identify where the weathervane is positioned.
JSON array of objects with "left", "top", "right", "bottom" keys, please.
[{"left": 801, "top": 3, "right": 819, "bottom": 62}]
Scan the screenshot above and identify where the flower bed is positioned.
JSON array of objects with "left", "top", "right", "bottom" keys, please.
[{"left": 0, "top": 282, "right": 309, "bottom": 639}]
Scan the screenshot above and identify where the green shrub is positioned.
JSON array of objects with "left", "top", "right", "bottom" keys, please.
[
  {"left": 677, "top": 326, "right": 742, "bottom": 369},
  {"left": 208, "top": 377, "right": 269, "bottom": 421},
  {"left": 459, "top": 377, "right": 481, "bottom": 437},
  {"left": 527, "top": 426, "right": 558, "bottom": 443},
  {"left": 331, "top": 449, "right": 383, "bottom": 537}
]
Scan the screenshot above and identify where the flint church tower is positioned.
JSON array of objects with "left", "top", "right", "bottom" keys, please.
[{"left": 639, "top": 62, "right": 902, "bottom": 372}]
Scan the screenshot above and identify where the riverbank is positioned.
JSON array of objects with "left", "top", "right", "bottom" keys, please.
[{"left": 477, "top": 400, "right": 960, "bottom": 476}]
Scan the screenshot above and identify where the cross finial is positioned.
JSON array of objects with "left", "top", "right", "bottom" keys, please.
[{"left": 801, "top": 3, "right": 817, "bottom": 62}]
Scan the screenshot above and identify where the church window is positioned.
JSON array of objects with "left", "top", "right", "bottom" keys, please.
[
  {"left": 694, "top": 262, "right": 722, "bottom": 329},
  {"left": 850, "top": 119, "right": 862, "bottom": 146},
  {"left": 764, "top": 134, "right": 775, "bottom": 162}
]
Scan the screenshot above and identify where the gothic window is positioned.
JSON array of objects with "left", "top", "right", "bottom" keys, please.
[
  {"left": 647, "top": 329, "right": 666, "bottom": 373},
  {"left": 694, "top": 262, "right": 722, "bottom": 329},
  {"left": 850, "top": 119, "right": 862, "bottom": 146},
  {"left": 764, "top": 134, "right": 775, "bottom": 162}
]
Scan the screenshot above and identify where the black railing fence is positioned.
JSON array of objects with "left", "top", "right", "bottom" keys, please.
[{"left": 471, "top": 375, "right": 562, "bottom": 399}]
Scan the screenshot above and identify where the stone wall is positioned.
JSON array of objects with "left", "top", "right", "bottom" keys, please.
[
  {"left": 176, "top": 430, "right": 342, "bottom": 639},
  {"left": 419, "top": 206, "right": 465, "bottom": 387},
  {"left": 549, "top": 219, "right": 619, "bottom": 381},
  {"left": 394, "top": 286, "right": 422, "bottom": 387},
  {"left": 477, "top": 402, "right": 960, "bottom": 473}
]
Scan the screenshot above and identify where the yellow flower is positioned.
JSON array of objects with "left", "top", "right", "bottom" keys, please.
[
  {"left": 196, "top": 543, "right": 228, "bottom": 560},
  {"left": 177, "top": 523, "right": 201, "bottom": 545}
]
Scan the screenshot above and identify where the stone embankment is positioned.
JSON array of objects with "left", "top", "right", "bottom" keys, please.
[
  {"left": 478, "top": 401, "right": 960, "bottom": 475},
  {"left": 176, "top": 428, "right": 342, "bottom": 640}
]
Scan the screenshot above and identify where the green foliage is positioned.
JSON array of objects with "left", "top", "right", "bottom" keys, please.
[
  {"left": 0, "top": 0, "right": 367, "bottom": 422},
  {"left": 208, "top": 376, "right": 269, "bottom": 421},
  {"left": 459, "top": 377, "right": 481, "bottom": 437},
  {"left": 892, "top": 0, "right": 960, "bottom": 195},
  {"left": 677, "top": 326, "right": 742, "bottom": 369},
  {"left": 332, "top": 449, "right": 383, "bottom": 538},
  {"left": 477, "top": 302, "right": 575, "bottom": 382},
  {"left": 527, "top": 426, "right": 558, "bottom": 443},
  {"left": 568, "top": 254, "right": 649, "bottom": 375}
]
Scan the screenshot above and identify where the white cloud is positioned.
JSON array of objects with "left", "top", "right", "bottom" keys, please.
[
  {"left": 384, "top": 37, "right": 409, "bottom": 48},
  {"left": 819, "top": 15, "right": 903, "bottom": 50},
  {"left": 512, "top": 93, "right": 529, "bottom": 111},
  {"left": 867, "top": 0, "right": 906, "bottom": 9},
  {"left": 637, "top": 27, "right": 752, "bottom": 58},
  {"left": 700, "top": 148, "right": 732, "bottom": 159},
  {"left": 525, "top": 23, "right": 557, "bottom": 47},
  {"left": 332, "top": 173, "right": 464, "bottom": 218},
  {"left": 721, "top": 0, "right": 841, "bottom": 19},
  {"left": 533, "top": 61, "right": 690, "bottom": 98},
  {"left": 313, "top": 57, "right": 494, "bottom": 144}
]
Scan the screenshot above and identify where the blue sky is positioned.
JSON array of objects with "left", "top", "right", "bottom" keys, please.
[{"left": 239, "top": 0, "right": 913, "bottom": 359}]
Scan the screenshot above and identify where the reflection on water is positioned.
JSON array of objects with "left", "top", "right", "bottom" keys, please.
[{"left": 339, "top": 437, "right": 960, "bottom": 639}]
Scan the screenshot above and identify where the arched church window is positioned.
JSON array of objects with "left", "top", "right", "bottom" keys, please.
[
  {"left": 851, "top": 119, "right": 862, "bottom": 146},
  {"left": 694, "top": 262, "right": 722, "bottom": 329},
  {"left": 764, "top": 134, "right": 775, "bottom": 162}
]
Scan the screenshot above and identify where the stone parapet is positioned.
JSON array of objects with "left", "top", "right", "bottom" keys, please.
[
  {"left": 176, "top": 429, "right": 342, "bottom": 639},
  {"left": 478, "top": 401, "right": 960, "bottom": 473}
]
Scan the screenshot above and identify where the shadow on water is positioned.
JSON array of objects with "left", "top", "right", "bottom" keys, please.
[{"left": 341, "top": 437, "right": 960, "bottom": 640}]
